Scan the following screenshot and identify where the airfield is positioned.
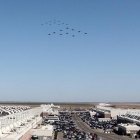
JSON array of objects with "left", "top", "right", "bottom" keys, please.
[{"left": 0, "top": 102, "right": 140, "bottom": 140}]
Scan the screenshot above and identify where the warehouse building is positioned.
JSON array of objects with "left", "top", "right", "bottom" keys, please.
[
  {"left": 0, "top": 104, "right": 58, "bottom": 140},
  {"left": 0, "top": 106, "right": 42, "bottom": 140},
  {"left": 118, "top": 110, "right": 140, "bottom": 125},
  {"left": 95, "top": 103, "right": 134, "bottom": 119},
  {"left": 117, "top": 123, "right": 140, "bottom": 135},
  {"left": 31, "top": 125, "right": 54, "bottom": 140}
]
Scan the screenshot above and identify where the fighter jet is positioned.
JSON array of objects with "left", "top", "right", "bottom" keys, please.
[{"left": 41, "top": 19, "right": 88, "bottom": 38}]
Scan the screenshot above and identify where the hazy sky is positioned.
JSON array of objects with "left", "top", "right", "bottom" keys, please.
[{"left": 0, "top": 0, "right": 140, "bottom": 102}]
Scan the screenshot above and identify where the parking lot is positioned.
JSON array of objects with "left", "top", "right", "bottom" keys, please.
[
  {"left": 43, "top": 111, "right": 137, "bottom": 140},
  {"left": 77, "top": 112, "right": 117, "bottom": 133},
  {"left": 76, "top": 112, "right": 136, "bottom": 140},
  {"left": 54, "top": 112, "right": 100, "bottom": 140}
]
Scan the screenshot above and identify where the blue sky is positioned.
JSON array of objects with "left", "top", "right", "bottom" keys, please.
[{"left": 0, "top": 0, "right": 140, "bottom": 102}]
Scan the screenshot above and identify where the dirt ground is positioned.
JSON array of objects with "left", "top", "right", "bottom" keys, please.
[
  {"left": 58, "top": 103, "right": 94, "bottom": 110},
  {"left": 112, "top": 103, "right": 140, "bottom": 109},
  {"left": 0, "top": 102, "right": 140, "bottom": 109}
]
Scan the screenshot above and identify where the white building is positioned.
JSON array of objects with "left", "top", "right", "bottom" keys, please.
[
  {"left": 32, "top": 125, "right": 54, "bottom": 139},
  {"left": 0, "top": 106, "right": 42, "bottom": 140},
  {"left": 118, "top": 110, "right": 140, "bottom": 125},
  {"left": 95, "top": 103, "right": 135, "bottom": 119},
  {"left": 117, "top": 123, "right": 140, "bottom": 135},
  {"left": 41, "top": 104, "right": 60, "bottom": 117}
]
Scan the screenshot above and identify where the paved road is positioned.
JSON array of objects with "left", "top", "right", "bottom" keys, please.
[
  {"left": 72, "top": 114, "right": 135, "bottom": 140},
  {"left": 57, "top": 132, "right": 63, "bottom": 140}
]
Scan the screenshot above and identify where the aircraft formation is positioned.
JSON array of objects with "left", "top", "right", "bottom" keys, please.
[{"left": 41, "top": 19, "right": 88, "bottom": 37}]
